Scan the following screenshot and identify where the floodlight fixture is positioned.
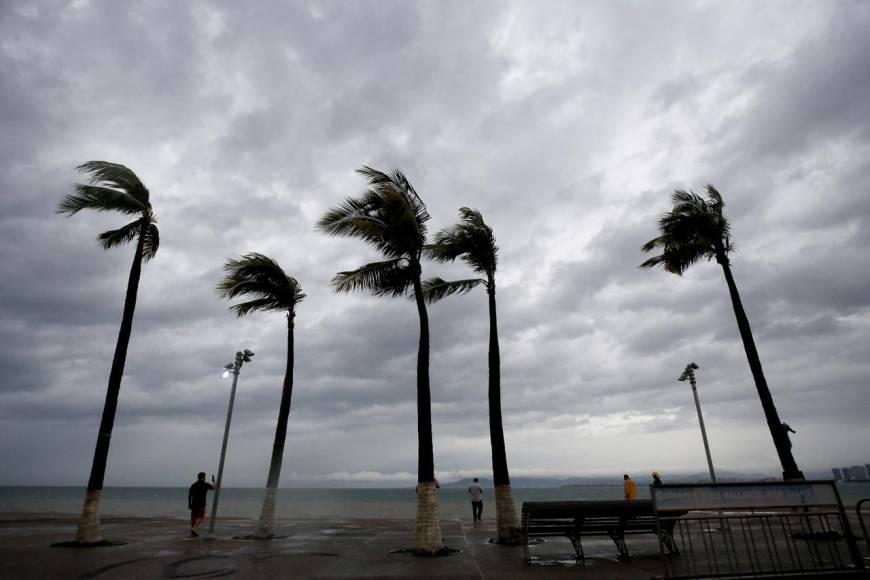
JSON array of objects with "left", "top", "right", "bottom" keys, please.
[{"left": 678, "top": 362, "right": 699, "bottom": 382}]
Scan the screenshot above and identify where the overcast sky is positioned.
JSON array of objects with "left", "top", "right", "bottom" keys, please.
[{"left": 1, "top": 0, "right": 869, "bottom": 488}]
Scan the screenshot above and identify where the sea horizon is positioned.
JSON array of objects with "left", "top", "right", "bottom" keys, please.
[{"left": 3, "top": 482, "right": 868, "bottom": 522}]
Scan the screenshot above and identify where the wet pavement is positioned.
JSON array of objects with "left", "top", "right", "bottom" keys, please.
[{"left": 0, "top": 514, "right": 669, "bottom": 579}]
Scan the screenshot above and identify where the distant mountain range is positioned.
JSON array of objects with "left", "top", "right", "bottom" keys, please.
[{"left": 441, "top": 470, "right": 791, "bottom": 489}]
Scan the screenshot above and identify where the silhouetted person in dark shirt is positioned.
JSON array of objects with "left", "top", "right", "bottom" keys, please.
[
  {"left": 188, "top": 472, "right": 214, "bottom": 537},
  {"left": 781, "top": 423, "right": 796, "bottom": 449},
  {"left": 652, "top": 471, "right": 663, "bottom": 486}
]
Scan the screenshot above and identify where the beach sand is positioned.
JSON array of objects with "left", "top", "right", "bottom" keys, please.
[{"left": 1, "top": 513, "right": 670, "bottom": 579}]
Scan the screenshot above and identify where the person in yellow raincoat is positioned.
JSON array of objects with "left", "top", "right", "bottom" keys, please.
[{"left": 623, "top": 474, "right": 637, "bottom": 500}]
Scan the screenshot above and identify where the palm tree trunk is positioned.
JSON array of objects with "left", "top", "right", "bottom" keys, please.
[
  {"left": 487, "top": 284, "right": 520, "bottom": 544},
  {"left": 716, "top": 248, "right": 803, "bottom": 480},
  {"left": 412, "top": 268, "right": 443, "bottom": 554},
  {"left": 255, "top": 310, "right": 296, "bottom": 538},
  {"left": 76, "top": 229, "right": 146, "bottom": 544}
]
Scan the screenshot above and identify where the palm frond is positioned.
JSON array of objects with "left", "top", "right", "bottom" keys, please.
[
  {"left": 142, "top": 222, "right": 160, "bottom": 261},
  {"left": 357, "top": 166, "right": 431, "bottom": 227},
  {"left": 639, "top": 234, "right": 668, "bottom": 254},
  {"left": 97, "top": 219, "right": 141, "bottom": 251},
  {"left": 705, "top": 184, "right": 724, "bottom": 207},
  {"left": 316, "top": 198, "right": 389, "bottom": 251},
  {"left": 317, "top": 197, "right": 376, "bottom": 234},
  {"left": 457, "top": 207, "right": 487, "bottom": 229},
  {"left": 425, "top": 207, "right": 497, "bottom": 276},
  {"left": 332, "top": 259, "right": 412, "bottom": 297},
  {"left": 705, "top": 184, "right": 730, "bottom": 242},
  {"left": 77, "top": 161, "right": 150, "bottom": 206},
  {"left": 639, "top": 255, "right": 665, "bottom": 270},
  {"left": 217, "top": 253, "right": 304, "bottom": 316},
  {"left": 640, "top": 185, "right": 730, "bottom": 274},
  {"left": 356, "top": 166, "right": 430, "bottom": 242},
  {"left": 319, "top": 166, "right": 432, "bottom": 268},
  {"left": 670, "top": 189, "right": 697, "bottom": 206},
  {"left": 420, "top": 277, "right": 484, "bottom": 304},
  {"left": 57, "top": 184, "right": 147, "bottom": 216},
  {"left": 424, "top": 240, "right": 460, "bottom": 261},
  {"left": 227, "top": 297, "right": 283, "bottom": 318}
]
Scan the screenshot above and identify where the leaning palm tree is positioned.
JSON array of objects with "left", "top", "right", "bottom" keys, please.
[
  {"left": 217, "top": 253, "right": 305, "bottom": 538},
  {"left": 640, "top": 185, "right": 803, "bottom": 480},
  {"left": 317, "top": 166, "right": 445, "bottom": 555},
  {"left": 423, "top": 208, "right": 521, "bottom": 544},
  {"left": 57, "top": 161, "right": 159, "bottom": 544}
]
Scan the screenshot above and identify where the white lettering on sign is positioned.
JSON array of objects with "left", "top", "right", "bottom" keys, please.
[{"left": 652, "top": 482, "right": 840, "bottom": 512}]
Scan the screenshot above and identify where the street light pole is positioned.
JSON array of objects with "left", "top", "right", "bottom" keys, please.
[
  {"left": 679, "top": 362, "right": 716, "bottom": 482},
  {"left": 208, "top": 349, "right": 254, "bottom": 536}
]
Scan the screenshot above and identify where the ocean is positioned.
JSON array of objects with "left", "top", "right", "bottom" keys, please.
[{"left": 2, "top": 483, "right": 869, "bottom": 521}]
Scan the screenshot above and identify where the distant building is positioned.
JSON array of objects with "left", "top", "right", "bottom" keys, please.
[
  {"left": 832, "top": 468, "right": 843, "bottom": 480},
  {"left": 842, "top": 467, "right": 853, "bottom": 481},
  {"left": 866, "top": 464, "right": 870, "bottom": 478},
  {"left": 849, "top": 465, "right": 869, "bottom": 481}
]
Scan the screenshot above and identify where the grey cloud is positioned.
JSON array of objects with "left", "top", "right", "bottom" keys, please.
[{"left": 2, "top": 0, "right": 870, "bottom": 486}]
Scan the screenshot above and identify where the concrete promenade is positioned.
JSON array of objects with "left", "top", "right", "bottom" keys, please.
[{"left": 1, "top": 513, "right": 668, "bottom": 579}]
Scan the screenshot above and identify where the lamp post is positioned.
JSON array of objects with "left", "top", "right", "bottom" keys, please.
[
  {"left": 208, "top": 348, "right": 254, "bottom": 536},
  {"left": 678, "top": 362, "right": 716, "bottom": 482}
]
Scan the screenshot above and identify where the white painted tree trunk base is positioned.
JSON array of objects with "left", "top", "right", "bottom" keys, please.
[
  {"left": 494, "top": 485, "right": 522, "bottom": 544},
  {"left": 414, "top": 481, "right": 444, "bottom": 553},
  {"left": 76, "top": 489, "right": 102, "bottom": 544},
  {"left": 255, "top": 486, "right": 278, "bottom": 538}
]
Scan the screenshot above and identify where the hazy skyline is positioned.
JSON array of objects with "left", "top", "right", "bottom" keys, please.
[{"left": 1, "top": 0, "right": 869, "bottom": 487}]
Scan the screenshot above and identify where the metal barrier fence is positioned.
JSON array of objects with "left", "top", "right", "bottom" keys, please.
[
  {"left": 653, "top": 481, "right": 866, "bottom": 579},
  {"left": 858, "top": 498, "right": 870, "bottom": 561}
]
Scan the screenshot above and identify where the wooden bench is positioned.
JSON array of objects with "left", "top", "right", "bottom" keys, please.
[{"left": 521, "top": 499, "right": 681, "bottom": 564}]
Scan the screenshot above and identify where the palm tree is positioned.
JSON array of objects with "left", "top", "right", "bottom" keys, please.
[
  {"left": 57, "top": 161, "right": 159, "bottom": 544},
  {"left": 317, "top": 166, "right": 445, "bottom": 555},
  {"left": 422, "top": 208, "right": 521, "bottom": 544},
  {"left": 640, "top": 185, "right": 803, "bottom": 480},
  {"left": 217, "top": 253, "right": 305, "bottom": 538}
]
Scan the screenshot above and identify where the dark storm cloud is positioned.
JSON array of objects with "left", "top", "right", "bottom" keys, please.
[
  {"left": 732, "top": 14, "right": 870, "bottom": 166},
  {"left": 1, "top": 0, "right": 869, "bottom": 485}
]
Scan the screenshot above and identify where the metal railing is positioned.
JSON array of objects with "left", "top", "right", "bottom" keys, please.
[
  {"left": 857, "top": 498, "right": 870, "bottom": 559},
  {"left": 652, "top": 481, "right": 866, "bottom": 579},
  {"left": 658, "top": 508, "right": 865, "bottom": 579}
]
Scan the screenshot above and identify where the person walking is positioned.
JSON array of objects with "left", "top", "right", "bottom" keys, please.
[
  {"left": 468, "top": 478, "right": 484, "bottom": 522},
  {"left": 188, "top": 472, "right": 215, "bottom": 537},
  {"left": 623, "top": 474, "right": 637, "bottom": 501}
]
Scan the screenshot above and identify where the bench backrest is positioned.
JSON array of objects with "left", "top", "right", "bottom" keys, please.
[
  {"left": 522, "top": 500, "right": 660, "bottom": 535},
  {"left": 523, "top": 500, "right": 655, "bottom": 517}
]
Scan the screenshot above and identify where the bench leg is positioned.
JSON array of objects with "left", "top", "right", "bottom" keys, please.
[
  {"left": 568, "top": 534, "right": 585, "bottom": 565},
  {"left": 522, "top": 518, "right": 531, "bottom": 565},
  {"left": 660, "top": 521, "right": 680, "bottom": 556},
  {"left": 607, "top": 530, "right": 631, "bottom": 559},
  {"left": 659, "top": 531, "right": 680, "bottom": 556}
]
